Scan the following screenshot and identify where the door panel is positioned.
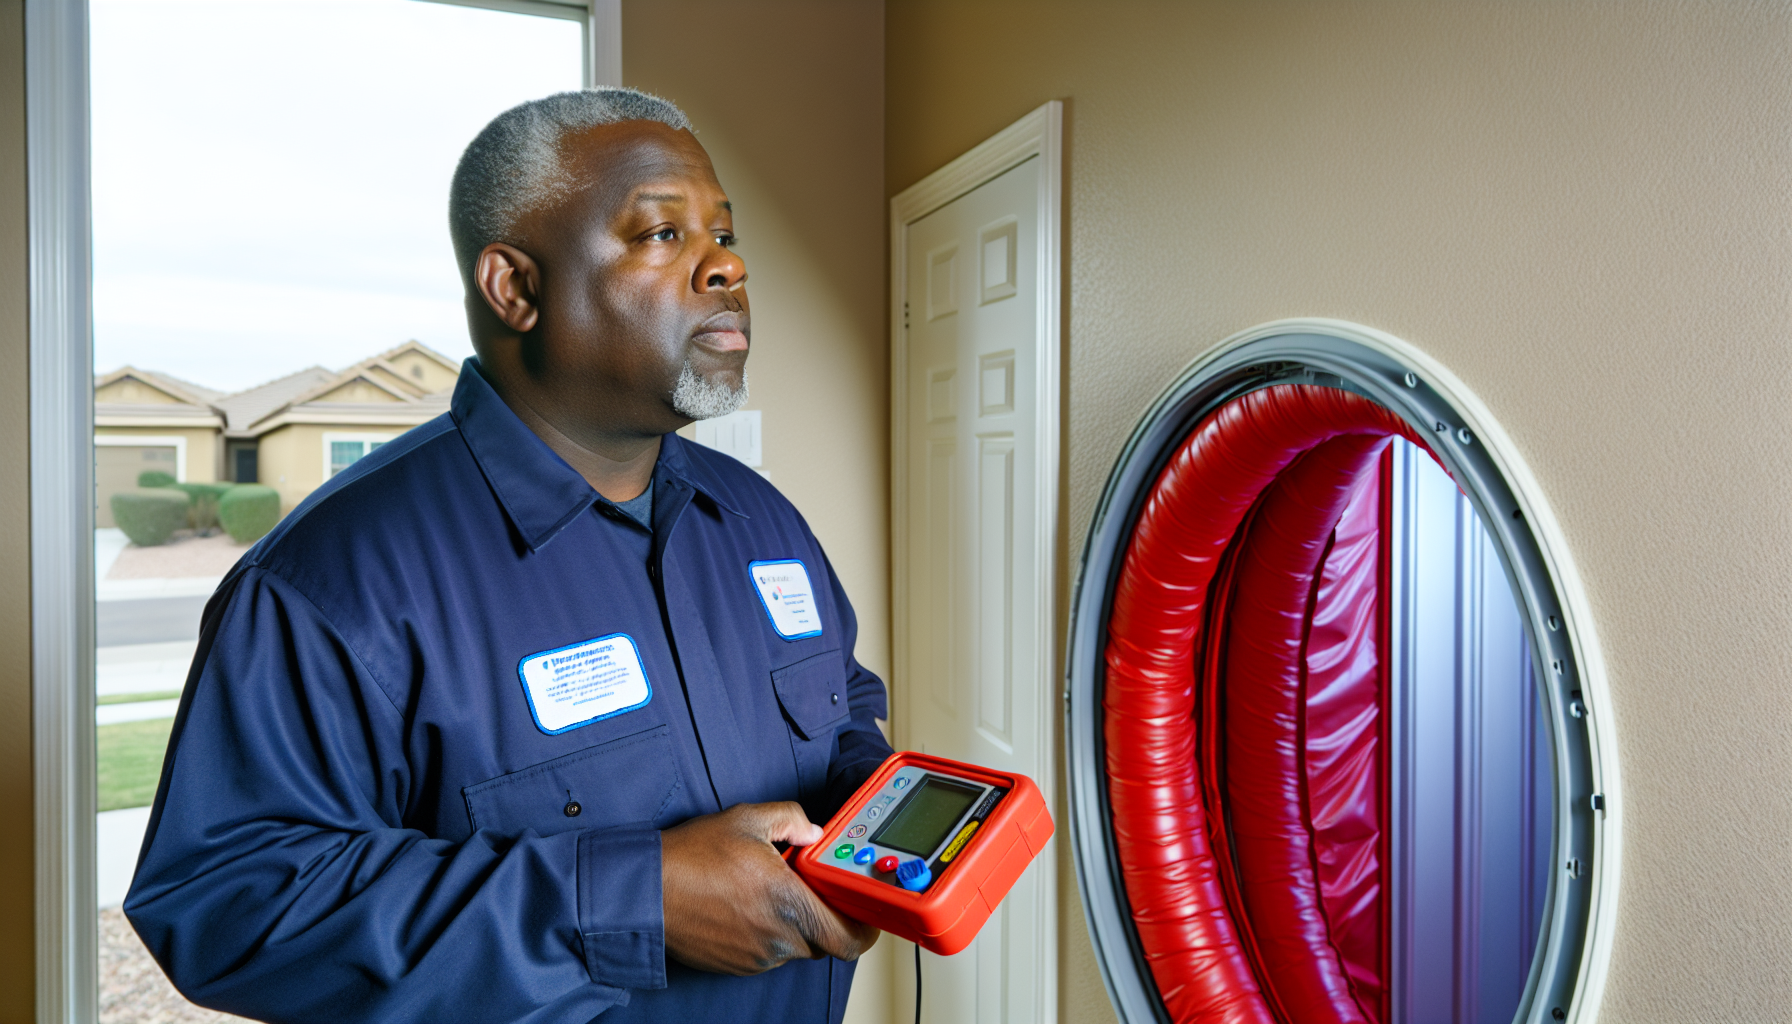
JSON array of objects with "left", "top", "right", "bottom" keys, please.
[
  {"left": 976, "top": 435, "right": 1014, "bottom": 748},
  {"left": 925, "top": 437, "right": 959, "bottom": 714}
]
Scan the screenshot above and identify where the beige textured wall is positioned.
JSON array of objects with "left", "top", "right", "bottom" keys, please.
[
  {"left": 0, "top": 1, "right": 35, "bottom": 1016},
  {"left": 887, "top": 2, "right": 1792, "bottom": 1021},
  {"left": 622, "top": 3, "right": 894, "bottom": 1020},
  {"left": 257, "top": 425, "right": 319, "bottom": 514}
]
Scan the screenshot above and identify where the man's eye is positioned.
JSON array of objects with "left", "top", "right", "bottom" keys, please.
[
  {"left": 716, "top": 234, "right": 736, "bottom": 248},
  {"left": 650, "top": 227, "right": 677, "bottom": 242}
]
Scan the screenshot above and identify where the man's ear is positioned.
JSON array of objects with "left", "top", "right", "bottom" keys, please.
[{"left": 475, "top": 242, "right": 543, "bottom": 334}]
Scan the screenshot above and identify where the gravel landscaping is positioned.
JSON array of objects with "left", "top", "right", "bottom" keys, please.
[{"left": 107, "top": 532, "right": 254, "bottom": 580}]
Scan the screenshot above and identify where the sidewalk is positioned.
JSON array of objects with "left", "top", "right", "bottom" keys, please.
[
  {"left": 99, "top": 641, "right": 197, "bottom": 697},
  {"left": 98, "top": 807, "right": 151, "bottom": 909}
]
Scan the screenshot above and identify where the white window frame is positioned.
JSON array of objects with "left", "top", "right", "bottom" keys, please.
[
  {"left": 322, "top": 431, "right": 401, "bottom": 479},
  {"left": 26, "top": 3, "right": 616, "bottom": 1019},
  {"left": 93, "top": 434, "right": 188, "bottom": 483},
  {"left": 421, "top": 0, "right": 620, "bottom": 87}
]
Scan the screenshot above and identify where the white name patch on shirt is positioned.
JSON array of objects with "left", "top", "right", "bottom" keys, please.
[
  {"left": 749, "top": 559, "right": 824, "bottom": 640},
  {"left": 517, "top": 633, "right": 652, "bottom": 734}
]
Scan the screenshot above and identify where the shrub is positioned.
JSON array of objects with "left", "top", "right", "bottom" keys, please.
[
  {"left": 174, "top": 481, "right": 233, "bottom": 532},
  {"left": 110, "top": 488, "right": 189, "bottom": 547},
  {"left": 219, "top": 484, "right": 281, "bottom": 544},
  {"left": 137, "top": 470, "right": 176, "bottom": 488}
]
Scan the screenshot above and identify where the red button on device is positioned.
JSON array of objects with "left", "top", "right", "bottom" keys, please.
[{"left": 875, "top": 855, "right": 898, "bottom": 874}]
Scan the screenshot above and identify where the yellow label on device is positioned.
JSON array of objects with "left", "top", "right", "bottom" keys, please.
[{"left": 940, "top": 820, "right": 980, "bottom": 863}]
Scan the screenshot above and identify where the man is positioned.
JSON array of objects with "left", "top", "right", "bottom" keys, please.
[{"left": 126, "top": 88, "right": 891, "bottom": 1023}]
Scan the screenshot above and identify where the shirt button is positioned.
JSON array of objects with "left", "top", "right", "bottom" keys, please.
[
  {"left": 831, "top": 693, "right": 839, "bottom": 704},
  {"left": 564, "top": 801, "right": 582, "bottom": 817}
]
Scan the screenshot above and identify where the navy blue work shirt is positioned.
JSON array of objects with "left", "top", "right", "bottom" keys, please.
[{"left": 125, "top": 360, "right": 894, "bottom": 1023}]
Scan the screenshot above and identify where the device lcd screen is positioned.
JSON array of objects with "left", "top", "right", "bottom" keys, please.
[{"left": 871, "top": 776, "right": 982, "bottom": 857}]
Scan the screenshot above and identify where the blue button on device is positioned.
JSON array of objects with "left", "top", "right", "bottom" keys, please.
[
  {"left": 896, "top": 858, "right": 932, "bottom": 893},
  {"left": 854, "top": 847, "right": 875, "bottom": 865}
]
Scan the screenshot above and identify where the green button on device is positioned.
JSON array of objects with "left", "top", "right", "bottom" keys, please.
[{"left": 834, "top": 843, "right": 855, "bottom": 859}]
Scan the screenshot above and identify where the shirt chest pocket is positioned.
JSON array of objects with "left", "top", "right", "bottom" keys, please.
[
  {"left": 772, "top": 650, "right": 852, "bottom": 801},
  {"left": 462, "top": 724, "right": 683, "bottom": 838}
]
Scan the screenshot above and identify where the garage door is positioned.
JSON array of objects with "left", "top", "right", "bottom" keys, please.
[{"left": 95, "top": 445, "right": 178, "bottom": 528}]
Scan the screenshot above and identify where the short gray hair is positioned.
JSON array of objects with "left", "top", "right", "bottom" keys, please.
[{"left": 449, "top": 88, "right": 693, "bottom": 288}]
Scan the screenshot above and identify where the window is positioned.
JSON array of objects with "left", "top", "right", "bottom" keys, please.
[
  {"left": 327, "top": 436, "right": 392, "bottom": 479},
  {"left": 72, "top": 2, "right": 591, "bottom": 1016}
]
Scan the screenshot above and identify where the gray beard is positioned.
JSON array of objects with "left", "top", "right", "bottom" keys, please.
[{"left": 670, "top": 359, "right": 749, "bottom": 420}]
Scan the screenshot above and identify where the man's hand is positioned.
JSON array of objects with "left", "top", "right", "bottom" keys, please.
[{"left": 662, "top": 802, "right": 880, "bottom": 975}]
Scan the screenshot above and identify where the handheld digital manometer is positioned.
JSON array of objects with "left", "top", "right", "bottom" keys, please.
[{"left": 791, "top": 752, "right": 1052, "bottom": 955}]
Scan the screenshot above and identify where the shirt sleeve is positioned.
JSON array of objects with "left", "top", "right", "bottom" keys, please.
[
  {"left": 817, "top": 551, "right": 896, "bottom": 821},
  {"left": 124, "top": 567, "right": 661, "bottom": 1024}
]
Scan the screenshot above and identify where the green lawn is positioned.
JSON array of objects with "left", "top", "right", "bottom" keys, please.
[
  {"left": 97, "top": 717, "right": 175, "bottom": 811},
  {"left": 97, "top": 690, "right": 182, "bottom": 706}
]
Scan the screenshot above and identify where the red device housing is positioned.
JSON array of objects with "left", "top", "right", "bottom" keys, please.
[{"left": 792, "top": 752, "right": 1053, "bottom": 955}]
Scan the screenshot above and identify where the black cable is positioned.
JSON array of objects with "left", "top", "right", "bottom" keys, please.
[{"left": 914, "top": 942, "right": 922, "bottom": 1024}]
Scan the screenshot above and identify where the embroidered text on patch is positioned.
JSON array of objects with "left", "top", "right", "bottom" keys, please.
[{"left": 517, "top": 633, "right": 652, "bottom": 734}]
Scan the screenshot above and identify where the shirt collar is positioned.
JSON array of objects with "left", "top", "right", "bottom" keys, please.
[
  {"left": 651, "top": 431, "right": 750, "bottom": 520},
  {"left": 451, "top": 359, "right": 746, "bottom": 553}
]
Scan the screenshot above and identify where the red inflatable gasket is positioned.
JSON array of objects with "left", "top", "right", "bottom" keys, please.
[
  {"left": 1103, "top": 385, "right": 1428, "bottom": 1024},
  {"left": 1302, "top": 462, "right": 1389, "bottom": 1019}
]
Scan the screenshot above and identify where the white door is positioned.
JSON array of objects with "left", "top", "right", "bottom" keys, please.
[{"left": 892, "top": 104, "right": 1060, "bottom": 1024}]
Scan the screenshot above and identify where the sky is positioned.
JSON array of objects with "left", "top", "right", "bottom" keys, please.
[{"left": 91, "top": 0, "right": 585, "bottom": 393}]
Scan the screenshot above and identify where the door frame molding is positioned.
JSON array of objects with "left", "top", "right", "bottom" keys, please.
[
  {"left": 27, "top": 1, "right": 98, "bottom": 1019},
  {"left": 888, "top": 100, "right": 1063, "bottom": 1022}
]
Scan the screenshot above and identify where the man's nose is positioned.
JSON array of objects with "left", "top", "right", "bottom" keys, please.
[{"left": 696, "top": 244, "right": 747, "bottom": 295}]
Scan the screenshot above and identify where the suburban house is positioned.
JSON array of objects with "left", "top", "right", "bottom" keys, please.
[
  {"left": 92, "top": 368, "right": 225, "bottom": 528},
  {"left": 95, "top": 341, "right": 461, "bottom": 522}
]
